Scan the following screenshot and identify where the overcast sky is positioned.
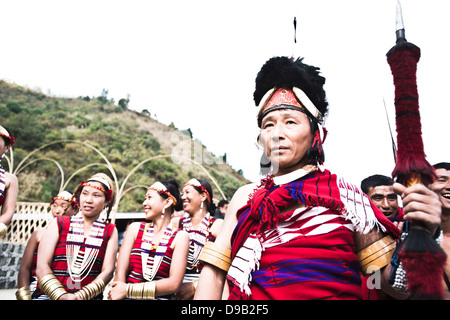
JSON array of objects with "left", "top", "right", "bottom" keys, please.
[{"left": 1, "top": 0, "right": 449, "bottom": 186}]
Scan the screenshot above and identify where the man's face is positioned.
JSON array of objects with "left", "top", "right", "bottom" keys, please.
[
  {"left": 220, "top": 204, "right": 228, "bottom": 214},
  {"left": 260, "top": 109, "right": 312, "bottom": 176},
  {"left": 429, "top": 168, "right": 450, "bottom": 212},
  {"left": 366, "top": 185, "right": 399, "bottom": 219}
]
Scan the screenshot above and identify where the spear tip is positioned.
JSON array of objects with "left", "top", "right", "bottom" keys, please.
[{"left": 396, "top": 0, "right": 406, "bottom": 42}]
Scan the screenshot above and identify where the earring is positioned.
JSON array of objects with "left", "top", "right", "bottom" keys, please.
[
  {"left": 161, "top": 207, "right": 165, "bottom": 219},
  {"left": 200, "top": 201, "right": 204, "bottom": 213}
]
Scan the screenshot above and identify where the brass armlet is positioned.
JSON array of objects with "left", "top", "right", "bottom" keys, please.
[
  {"left": 357, "top": 235, "right": 396, "bottom": 276},
  {"left": 39, "top": 274, "right": 67, "bottom": 300},
  {"left": 126, "top": 281, "right": 156, "bottom": 300},
  {"left": 15, "top": 286, "right": 32, "bottom": 300},
  {"left": 74, "top": 278, "right": 106, "bottom": 300},
  {"left": 198, "top": 241, "right": 231, "bottom": 272}
]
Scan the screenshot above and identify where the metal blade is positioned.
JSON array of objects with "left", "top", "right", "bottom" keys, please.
[{"left": 396, "top": 0, "right": 406, "bottom": 41}]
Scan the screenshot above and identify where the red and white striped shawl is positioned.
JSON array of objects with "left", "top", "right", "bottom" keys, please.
[{"left": 227, "top": 167, "right": 400, "bottom": 300}]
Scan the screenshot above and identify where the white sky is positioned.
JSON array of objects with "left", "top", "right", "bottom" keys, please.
[{"left": 1, "top": 0, "right": 449, "bottom": 186}]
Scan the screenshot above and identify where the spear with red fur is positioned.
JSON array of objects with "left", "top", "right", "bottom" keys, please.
[{"left": 387, "top": 1, "right": 445, "bottom": 299}]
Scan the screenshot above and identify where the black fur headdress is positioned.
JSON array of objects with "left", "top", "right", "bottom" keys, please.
[{"left": 253, "top": 56, "right": 329, "bottom": 123}]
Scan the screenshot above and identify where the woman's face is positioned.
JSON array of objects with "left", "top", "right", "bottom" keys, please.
[
  {"left": 51, "top": 199, "right": 71, "bottom": 218},
  {"left": 142, "top": 189, "right": 167, "bottom": 220},
  {"left": 260, "top": 108, "right": 312, "bottom": 175},
  {"left": 181, "top": 185, "right": 205, "bottom": 214},
  {"left": 79, "top": 182, "right": 108, "bottom": 218},
  {"left": 0, "top": 137, "right": 11, "bottom": 157}
]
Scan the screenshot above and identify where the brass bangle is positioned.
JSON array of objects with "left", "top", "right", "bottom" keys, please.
[
  {"left": 128, "top": 282, "right": 143, "bottom": 300},
  {"left": 357, "top": 235, "right": 396, "bottom": 276},
  {"left": 15, "top": 286, "right": 32, "bottom": 300},
  {"left": 39, "top": 274, "right": 67, "bottom": 300},
  {"left": 198, "top": 241, "right": 231, "bottom": 272},
  {"left": 0, "top": 223, "right": 7, "bottom": 237},
  {"left": 143, "top": 281, "right": 156, "bottom": 300},
  {"left": 126, "top": 281, "right": 156, "bottom": 300},
  {"left": 74, "top": 278, "right": 106, "bottom": 300},
  {"left": 126, "top": 283, "right": 133, "bottom": 299}
]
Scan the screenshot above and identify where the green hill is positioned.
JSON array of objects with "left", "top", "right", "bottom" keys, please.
[{"left": 0, "top": 80, "right": 249, "bottom": 212}]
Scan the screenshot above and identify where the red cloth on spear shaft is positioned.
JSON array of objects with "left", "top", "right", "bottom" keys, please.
[
  {"left": 387, "top": 41, "right": 445, "bottom": 299},
  {"left": 387, "top": 42, "right": 436, "bottom": 186}
]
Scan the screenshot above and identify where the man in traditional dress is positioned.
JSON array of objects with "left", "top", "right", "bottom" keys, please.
[
  {"left": 361, "top": 175, "right": 405, "bottom": 299},
  {"left": 361, "top": 174, "right": 403, "bottom": 222},
  {"left": 194, "top": 56, "right": 441, "bottom": 300}
]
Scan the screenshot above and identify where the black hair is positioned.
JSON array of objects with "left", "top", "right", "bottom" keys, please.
[
  {"left": 254, "top": 56, "right": 329, "bottom": 123},
  {"left": 360, "top": 174, "right": 394, "bottom": 194},
  {"left": 192, "top": 179, "right": 216, "bottom": 215},
  {"left": 160, "top": 179, "right": 183, "bottom": 212},
  {"left": 218, "top": 199, "right": 229, "bottom": 207},
  {"left": 305, "top": 119, "right": 325, "bottom": 165},
  {"left": 433, "top": 162, "right": 450, "bottom": 171}
]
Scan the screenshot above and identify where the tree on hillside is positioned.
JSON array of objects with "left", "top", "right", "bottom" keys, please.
[{"left": 118, "top": 94, "right": 130, "bottom": 110}]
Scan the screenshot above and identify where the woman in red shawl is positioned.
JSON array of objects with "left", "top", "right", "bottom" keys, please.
[
  {"left": 35, "top": 173, "right": 118, "bottom": 300},
  {"left": 16, "top": 191, "right": 78, "bottom": 300},
  {"left": 194, "top": 56, "right": 441, "bottom": 300},
  {"left": 108, "top": 180, "right": 189, "bottom": 300}
]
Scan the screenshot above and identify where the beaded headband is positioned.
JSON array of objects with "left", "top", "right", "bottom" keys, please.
[
  {"left": 257, "top": 87, "right": 322, "bottom": 127},
  {"left": 183, "top": 178, "right": 211, "bottom": 203},
  {"left": 0, "top": 125, "right": 15, "bottom": 146},
  {"left": 147, "top": 181, "right": 178, "bottom": 206},
  {"left": 49, "top": 190, "right": 74, "bottom": 205},
  {"left": 80, "top": 180, "right": 113, "bottom": 201},
  {"left": 87, "top": 176, "right": 111, "bottom": 190}
]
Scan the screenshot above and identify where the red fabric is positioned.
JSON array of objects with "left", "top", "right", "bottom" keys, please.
[
  {"left": 263, "top": 88, "right": 302, "bottom": 111},
  {"left": 388, "top": 41, "right": 443, "bottom": 299},
  {"left": 387, "top": 42, "right": 436, "bottom": 186},
  {"left": 400, "top": 251, "right": 447, "bottom": 299},
  {"left": 36, "top": 216, "right": 115, "bottom": 295},
  {"left": 229, "top": 227, "right": 362, "bottom": 300},
  {"left": 127, "top": 221, "right": 179, "bottom": 283},
  {"left": 229, "top": 170, "right": 400, "bottom": 300},
  {"left": 231, "top": 171, "right": 399, "bottom": 261}
]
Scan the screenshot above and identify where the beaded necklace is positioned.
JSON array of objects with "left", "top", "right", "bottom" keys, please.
[
  {"left": 141, "top": 221, "right": 174, "bottom": 281},
  {"left": 66, "top": 216, "right": 106, "bottom": 282},
  {"left": 181, "top": 212, "right": 211, "bottom": 270}
]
